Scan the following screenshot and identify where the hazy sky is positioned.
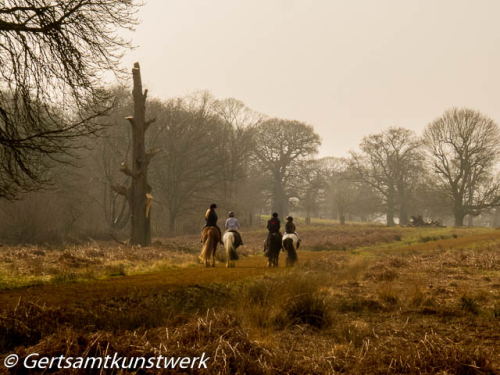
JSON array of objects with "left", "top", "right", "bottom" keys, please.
[{"left": 120, "top": 0, "right": 500, "bottom": 157}]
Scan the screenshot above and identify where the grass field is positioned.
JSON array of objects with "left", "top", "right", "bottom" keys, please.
[{"left": 1, "top": 222, "right": 499, "bottom": 374}]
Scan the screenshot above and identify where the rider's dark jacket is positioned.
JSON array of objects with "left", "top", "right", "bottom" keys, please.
[
  {"left": 205, "top": 209, "right": 218, "bottom": 227},
  {"left": 285, "top": 221, "right": 296, "bottom": 234},
  {"left": 267, "top": 218, "right": 280, "bottom": 233}
]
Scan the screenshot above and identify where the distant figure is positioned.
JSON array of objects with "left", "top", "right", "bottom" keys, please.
[
  {"left": 285, "top": 216, "right": 301, "bottom": 249},
  {"left": 202, "top": 203, "right": 223, "bottom": 245},
  {"left": 264, "top": 212, "right": 282, "bottom": 266},
  {"left": 225, "top": 212, "right": 244, "bottom": 245},
  {"left": 265, "top": 212, "right": 281, "bottom": 251}
]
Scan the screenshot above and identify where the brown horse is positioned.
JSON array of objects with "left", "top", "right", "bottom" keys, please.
[{"left": 199, "top": 226, "right": 220, "bottom": 267}]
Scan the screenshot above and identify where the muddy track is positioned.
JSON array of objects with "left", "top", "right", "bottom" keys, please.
[{"left": 0, "top": 251, "right": 330, "bottom": 310}]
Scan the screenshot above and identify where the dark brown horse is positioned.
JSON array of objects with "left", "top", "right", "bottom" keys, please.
[
  {"left": 199, "top": 226, "right": 220, "bottom": 267},
  {"left": 264, "top": 232, "right": 282, "bottom": 267}
]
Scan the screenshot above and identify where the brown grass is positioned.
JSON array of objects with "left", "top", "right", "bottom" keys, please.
[{"left": 1, "top": 225, "right": 500, "bottom": 374}]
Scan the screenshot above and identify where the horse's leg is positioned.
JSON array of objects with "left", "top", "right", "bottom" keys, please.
[{"left": 212, "top": 245, "right": 216, "bottom": 267}]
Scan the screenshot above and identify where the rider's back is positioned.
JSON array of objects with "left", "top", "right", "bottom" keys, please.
[{"left": 267, "top": 218, "right": 280, "bottom": 233}]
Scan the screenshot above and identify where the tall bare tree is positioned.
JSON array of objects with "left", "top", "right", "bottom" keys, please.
[
  {"left": 424, "top": 108, "right": 500, "bottom": 226},
  {"left": 350, "top": 127, "right": 421, "bottom": 226},
  {"left": 253, "top": 119, "right": 320, "bottom": 218},
  {"left": 0, "top": 0, "right": 139, "bottom": 199},
  {"left": 113, "top": 64, "right": 159, "bottom": 246}
]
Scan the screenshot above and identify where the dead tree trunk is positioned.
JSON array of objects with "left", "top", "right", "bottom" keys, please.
[{"left": 112, "top": 63, "right": 159, "bottom": 246}]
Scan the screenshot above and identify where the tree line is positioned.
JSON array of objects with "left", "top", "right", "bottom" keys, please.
[
  {"left": 2, "top": 1, "right": 500, "bottom": 244},
  {"left": 2, "top": 83, "right": 500, "bottom": 243}
]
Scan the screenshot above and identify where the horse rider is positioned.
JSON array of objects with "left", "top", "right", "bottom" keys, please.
[
  {"left": 285, "top": 216, "right": 301, "bottom": 248},
  {"left": 265, "top": 212, "right": 281, "bottom": 251},
  {"left": 202, "top": 203, "right": 223, "bottom": 244},
  {"left": 225, "top": 212, "right": 244, "bottom": 245}
]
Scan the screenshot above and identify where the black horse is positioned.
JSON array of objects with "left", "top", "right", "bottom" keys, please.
[{"left": 264, "top": 232, "right": 282, "bottom": 267}]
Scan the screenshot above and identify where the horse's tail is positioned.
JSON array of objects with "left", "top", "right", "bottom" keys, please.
[
  {"left": 283, "top": 238, "right": 293, "bottom": 251},
  {"left": 224, "top": 232, "right": 239, "bottom": 261},
  {"left": 200, "top": 227, "right": 217, "bottom": 263},
  {"left": 283, "top": 237, "right": 298, "bottom": 264}
]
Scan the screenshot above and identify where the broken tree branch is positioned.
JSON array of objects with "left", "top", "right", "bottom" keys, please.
[
  {"left": 145, "top": 118, "right": 156, "bottom": 131},
  {"left": 111, "top": 184, "right": 129, "bottom": 198},
  {"left": 125, "top": 116, "right": 136, "bottom": 128},
  {"left": 145, "top": 147, "right": 161, "bottom": 164},
  {"left": 120, "top": 162, "right": 142, "bottom": 179}
]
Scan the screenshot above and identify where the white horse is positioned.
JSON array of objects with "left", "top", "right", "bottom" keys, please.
[
  {"left": 223, "top": 231, "right": 240, "bottom": 268},
  {"left": 282, "top": 233, "right": 299, "bottom": 267}
]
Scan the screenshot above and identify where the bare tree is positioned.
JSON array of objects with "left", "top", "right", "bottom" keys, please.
[
  {"left": 350, "top": 127, "right": 421, "bottom": 226},
  {"left": 424, "top": 108, "right": 500, "bottom": 226},
  {"left": 112, "top": 63, "right": 159, "bottom": 246},
  {"left": 322, "top": 158, "right": 353, "bottom": 225},
  {"left": 253, "top": 119, "right": 320, "bottom": 218},
  {"left": 212, "top": 98, "right": 261, "bottom": 211},
  {"left": 295, "top": 159, "right": 326, "bottom": 224},
  {"left": 0, "top": 0, "right": 139, "bottom": 199},
  {"left": 149, "top": 93, "right": 223, "bottom": 235}
]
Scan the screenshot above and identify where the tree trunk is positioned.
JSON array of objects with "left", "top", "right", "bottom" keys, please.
[
  {"left": 467, "top": 214, "right": 474, "bottom": 228},
  {"left": 112, "top": 63, "right": 158, "bottom": 246},
  {"left": 387, "top": 190, "right": 395, "bottom": 227},
  {"left": 397, "top": 178, "right": 408, "bottom": 225},
  {"left": 272, "top": 169, "right": 284, "bottom": 217},
  {"left": 168, "top": 210, "right": 176, "bottom": 237},
  {"left": 339, "top": 212, "right": 346, "bottom": 225},
  {"left": 453, "top": 207, "right": 466, "bottom": 227}
]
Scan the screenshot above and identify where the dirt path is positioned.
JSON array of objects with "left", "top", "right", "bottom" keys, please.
[{"left": 0, "top": 251, "right": 331, "bottom": 310}]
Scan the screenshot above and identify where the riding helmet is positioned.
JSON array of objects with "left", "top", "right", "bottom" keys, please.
[
  {"left": 286, "top": 216, "right": 293, "bottom": 221},
  {"left": 210, "top": 203, "right": 217, "bottom": 209},
  {"left": 272, "top": 212, "right": 278, "bottom": 218},
  {"left": 228, "top": 211, "right": 234, "bottom": 217}
]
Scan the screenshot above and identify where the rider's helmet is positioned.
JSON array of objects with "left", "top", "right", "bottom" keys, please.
[
  {"left": 210, "top": 203, "right": 217, "bottom": 209},
  {"left": 272, "top": 212, "right": 278, "bottom": 218},
  {"left": 286, "top": 216, "right": 293, "bottom": 221},
  {"left": 228, "top": 211, "right": 234, "bottom": 217}
]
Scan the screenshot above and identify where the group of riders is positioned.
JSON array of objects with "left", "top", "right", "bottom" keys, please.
[{"left": 202, "top": 203, "right": 301, "bottom": 254}]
